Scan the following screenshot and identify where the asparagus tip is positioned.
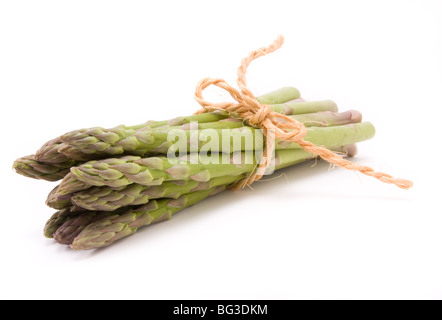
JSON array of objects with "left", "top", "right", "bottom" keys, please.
[
  {"left": 348, "top": 110, "right": 363, "bottom": 123},
  {"left": 345, "top": 144, "right": 358, "bottom": 157}
]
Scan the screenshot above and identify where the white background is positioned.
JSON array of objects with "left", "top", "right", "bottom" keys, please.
[{"left": 1, "top": 0, "right": 441, "bottom": 300}]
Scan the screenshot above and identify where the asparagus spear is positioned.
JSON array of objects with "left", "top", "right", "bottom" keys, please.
[
  {"left": 47, "top": 144, "right": 356, "bottom": 247},
  {"left": 34, "top": 87, "right": 301, "bottom": 164},
  {"left": 135, "top": 112, "right": 365, "bottom": 154},
  {"left": 12, "top": 155, "right": 77, "bottom": 182},
  {"left": 155, "top": 109, "right": 354, "bottom": 132},
  {"left": 53, "top": 210, "right": 117, "bottom": 245},
  {"left": 46, "top": 175, "right": 241, "bottom": 211},
  {"left": 14, "top": 108, "right": 355, "bottom": 183},
  {"left": 34, "top": 138, "right": 72, "bottom": 164},
  {"left": 72, "top": 145, "right": 357, "bottom": 211},
  {"left": 46, "top": 186, "right": 71, "bottom": 209},
  {"left": 70, "top": 175, "right": 241, "bottom": 211},
  {"left": 59, "top": 144, "right": 354, "bottom": 249},
  {"left": 52, "top": 186, "right": 225, "bottom": 246},
  {"left": 55, "top": 122, "right": 374, "bottom": 195},
  {"left": 59, "top": 110, "right": 359, "bottom": 159},
  {"left": 34, "top": 113, "right": 230, "bottom": 163},
  {"left": 44, "top": 209, "right": 73, "bottom": 238},
  {"left": 69, "top": 187, "right": 226, "bottom": 250},
  {"left": 269, "top": 99, "right": 337, "bottom": 115},
  {"left": 15, "top": 108, "right": 355, "bottom": 183},
  {"left": 252, "top": 87, "right": 300, "bottom": 104},
  {"left": 47, "top": 144, "right": 357, "bottom": 211}
]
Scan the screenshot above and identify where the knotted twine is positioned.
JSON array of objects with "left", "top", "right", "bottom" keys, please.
[{"left": 194, "top": 35, "right": 413, "bottom": 190}]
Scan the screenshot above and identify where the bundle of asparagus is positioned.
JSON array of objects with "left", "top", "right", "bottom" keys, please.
[{"left": 13, "top": 87, "right": 377, "bottom": 250}]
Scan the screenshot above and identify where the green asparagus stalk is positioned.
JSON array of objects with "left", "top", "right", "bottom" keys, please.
[
  {"left": 66, "top": 145, "right": 355, "bottom": 250},
  {"left": 12, "top": 155, "right": 77, "bottom": 182},
  {"left": 45, "top": 175, "right": 240, "bottom": 211},
  {"left": 70, "top": 175, "right": 241, "bottom": 211},
  {"left": 15, "top": 108, "right": 356, "bottom": 182},
  {"left": 43, "top": 208, "right": 74, "bottom": 238},
  {"left": 44, "top": 205, "right": 97, "bottom": 238},
  {"left": 153, "top": 108, "right": 354, "bottom": 131},
  {"left": 55, "top": 122, "right": 374, "bottom": 195},
  {"left": 48, "top": 144, "right": 357, "bottom": 248},
  {"left": 136, "top": 111, "right": 365, "bottom": 154},
  {"left": 34, "top": 138, "right": 72, "bottom": 164},
  {"left": 52, "top": 186, "right": 224, "bottom": 246},
  {"left": 72, "top": 145, "right": 357, "bottom": 211},
  {"left": 20, "top": 117, "right": 248, "bottom": 181},
  {"left": 59, "top": 110, "right": 360, "bottom": 159},
  {"left": 53, "top": 210, "right": 117, "bottom": 245},
  {"left": 269, "top": 100, "right": 337, "bottom": 115},
  {"left": 46, "top": 186, "right": 71, "bottom": 209},
  {"left": 253, "top": 87, "right": 301, "bottom": 104},
  {"left": 34, "top": 87, "right": 301, "bottom": 164},
  {"left": 69, "top": 186, "right": 226, "bottom": 249},
  {"left": 186, "top": 118, "right": 369, "bottom": 154},
  {"left": 50, "top": 186, "right": 228, "bottom": 245},
  {"left": 34, "top": 113, "right": 229, "bottom": 163},
  {"left": 47, "top": 144, "right": 357, "bottom": 211}
]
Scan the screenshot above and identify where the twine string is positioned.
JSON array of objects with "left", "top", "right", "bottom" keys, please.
[{"left": 194, "top": 35, "right": 413, "bottom": 190}]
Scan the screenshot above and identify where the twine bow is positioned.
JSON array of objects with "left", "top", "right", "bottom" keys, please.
[{"left": 194, "top": 35, "right": 413, "bottom": 190}]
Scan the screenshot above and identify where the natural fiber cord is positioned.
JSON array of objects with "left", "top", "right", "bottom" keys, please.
[{"left": 194, "top": 35, "right": 413, "bottom": 190}]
